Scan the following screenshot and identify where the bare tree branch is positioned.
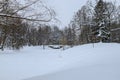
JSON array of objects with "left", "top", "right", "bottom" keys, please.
[{"left": 0, "top": 13, "right": 52, "bottom": 22}]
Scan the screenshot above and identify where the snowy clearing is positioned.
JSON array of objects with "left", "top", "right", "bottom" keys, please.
[{"left": 0, "top": 43, "right": 120, "bottom": 80}]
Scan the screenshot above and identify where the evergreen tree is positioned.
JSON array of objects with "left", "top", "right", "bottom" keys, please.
[{"left": 93, "top": 0, "right": 110, "bottom": 42}]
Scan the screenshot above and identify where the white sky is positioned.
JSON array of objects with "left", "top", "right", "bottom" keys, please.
[{"left": 44, "top": 0, "right": 119, "bottom": 28}]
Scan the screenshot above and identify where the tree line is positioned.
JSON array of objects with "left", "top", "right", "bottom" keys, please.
[
  {"left": 0, "top": 0, "right": 55, "bottom": 50},
  {"left": 0, "top": 0, "right": 120, "bottom": 51},
  {"left": 67, "top": 0, "right": 120, "bottom": 45}
]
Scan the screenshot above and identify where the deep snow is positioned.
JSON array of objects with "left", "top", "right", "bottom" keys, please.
[{"left": 0, "top": 43, "right": 120, "bottom": 80}]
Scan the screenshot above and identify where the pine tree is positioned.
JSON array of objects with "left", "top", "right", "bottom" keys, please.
[{"left": 92, "top": 0, "right": 110, "bottom": 42}]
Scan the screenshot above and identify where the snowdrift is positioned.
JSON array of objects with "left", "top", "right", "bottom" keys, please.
[{"left": 0, "top": 43, "right": 120, "bottom": 80}]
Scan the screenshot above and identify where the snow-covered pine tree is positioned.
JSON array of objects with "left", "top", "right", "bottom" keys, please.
[{"left": 92, "top": 0, "right": 110, "bottom": 42}]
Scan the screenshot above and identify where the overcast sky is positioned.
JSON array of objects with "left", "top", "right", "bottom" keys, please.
[{"left": 44, "top": 0, "right": 119, "bottom": 28}]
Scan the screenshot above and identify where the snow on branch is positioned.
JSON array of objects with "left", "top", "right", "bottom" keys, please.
[{"left": 111, "top": 28, "right": 120, "bottom": 31}]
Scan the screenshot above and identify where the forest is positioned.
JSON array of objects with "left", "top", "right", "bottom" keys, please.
[{"left": 0, "top": 0, "right": 120, "bottom": 51}]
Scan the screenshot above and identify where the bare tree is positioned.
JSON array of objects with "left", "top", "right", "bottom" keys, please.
[
  {"left": 0, "top": 0, "right": 55, "bottom": 22},
  {"left": 0, "top": 0, "right": 56, "bottom": 50}
]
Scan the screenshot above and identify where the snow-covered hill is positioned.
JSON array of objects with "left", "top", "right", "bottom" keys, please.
[{"left": 0, "top": 43, "right": 120, "bottom": 80}]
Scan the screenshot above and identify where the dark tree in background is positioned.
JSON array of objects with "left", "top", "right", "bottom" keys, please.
[{"left": 92, "top": 0, "right": 110, "bottom": 42}]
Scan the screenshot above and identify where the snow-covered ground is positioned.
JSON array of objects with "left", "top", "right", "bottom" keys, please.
[{"left": 0, "top": 43, "right": 120, "bottom": 80}]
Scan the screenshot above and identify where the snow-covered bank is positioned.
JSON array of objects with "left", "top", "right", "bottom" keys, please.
[{"left": 0, "top": 43, "right": 120, "bottom": 80}]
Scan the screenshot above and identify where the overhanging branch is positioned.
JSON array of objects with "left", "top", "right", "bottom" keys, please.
[{"left": 0, "top": 14, "right": 52, "bottom": 22}]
